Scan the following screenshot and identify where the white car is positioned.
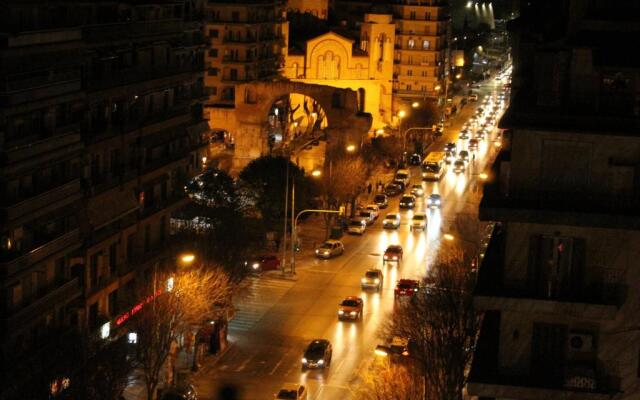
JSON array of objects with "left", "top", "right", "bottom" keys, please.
[
  {"left": 365, "top": 204, "right": 380, "bottom": 219},
  {"left": 358, "top": 210, "right": 376, "bottom": 225},
  {"left": 395, "top": 169, "right": 411, "bottom": 185},
  {"left": 348, "top": 217, "right": 367, "bottom": 235},
  {"left": 427, "top": 194, "right": 442, "bottom": 209},
  {"left": 275, "top": 383, "right": 307, "bottom": 400},
  {"left": 382, "top": 213, "right": 401, "bottom": 229},
  {"left": 410, "top": 212, "right": 427, "bottom": 232},
  {"left": 315, "top": 240, "right": 344, "bottom": 259}
]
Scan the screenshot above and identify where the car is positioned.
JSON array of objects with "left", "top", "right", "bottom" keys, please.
[
  {"left": 427, "top": 193, "right": 442, "bottom": 209},
  {"left": 302, "top": 339, "right": 332, "bottom": 369},
  {"left": 475, "top": 130, "right": 487, "bottom": 141},
  {"left": 395, "top": 169, "right": 411, "bottom": 186},
  {"left": 410, "top": 184, "right": 424, "bottom": 197},
  {"left": 453, "top": 159, "right": 466, "bottom": 174},
  {"left": 468, "top": 138, "right": 479, "bottom": 151},
  {"left": 358, "top": 210, "right": 376, "bottom": 225},
  {"left": 338, "top": 296, "right": 364, "bottom": 320},
  {"left": 382, "top": 213, "right": 401, "bottom": 229},
  {"left": 458, "top": 130, "right": 471, "bottom": 140},
  {"left": 315, "top": 240, "right": 344, "bottom": 259},
  {"left": 365, "top": 204, "right": 380, "bottom": 219},
  {"left": 361, "top": 269, "right": 384, "bottom": 291},
  {"left": 459, "top": 150, "right": 470, "bottom": 163},
  {"left": 434, "top": 126, "right": 444, "bottom": 136},
  {"left": 392, "top": 179, "right": 406, "bottom": 191},
  {"left": 394, "top": 279, "right": 420, "bottom": 298},
  {"left": 409, "top": 153, "right": 422, "bottom": 166},
  {"left": 348, "top": 217, "right": 367, "bottom": 235},
  {"left": 468, "top": 93, "right": 479, "bottom": 101},
  {"left": 245, "top": 254, "right": 281, "bottom": 273},
  {"left": 410, "top": 212, "right": 427, "bottom": 231},
  {"left": 275, "top": 384, "right": 307, "bottom": 400},
  {"left": 384, "top": 183, "right": 402, "bottom": 196},
  {"left": 383, "top": 245, "right": 403, "bottom": 264},
  {"left": 373, "top": 194, "right": 389, "bottom": 209},
  {"left": 399, "top": 194, "right": 416, "bottom": 209},
  {"left": 388, "top": 336, "right": 411, "bottom": 356},
  {"left": 160, "top": 385, "right": 198, "bottom": 400},
  {"left": 444, "top": 142, "right": 457, "bottom": 155}
]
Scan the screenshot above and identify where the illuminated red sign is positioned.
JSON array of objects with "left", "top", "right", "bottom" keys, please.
[{"left": 116, "top": 288, "right": 163, "bottom": 326}]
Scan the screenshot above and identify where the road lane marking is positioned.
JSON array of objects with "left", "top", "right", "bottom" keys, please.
[{"left": 234, "top": 354, "right": 254, "bottom": 373}]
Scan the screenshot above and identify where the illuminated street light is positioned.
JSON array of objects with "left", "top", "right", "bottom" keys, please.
[
  {"left": 398, "top": 110, "right": 406, "bottom": 118},
  {"left": 375, "top": 345, "right": 390, "bottom": 357},
  {"left": 346, "top": 144, "right": 357, "bottom": 153},
  {"left": 311, "top": 169, "right": 322, "bottom": 177},
  {"left": 311, "top": 112, "right": 317, "bottom": 118},
  {"left": 466, "top": 1, "right": 472, "bottom": 8},
  {"left": 479, "top": 172, "right": 489, "bottom": 180},
  {"left": 375, "top": 128, "right": 385, "bottom": 135},
  {"left": 434, "top": 84, "right": 442, "bottom": 91},
  {"left": 443, "top": 233, "right": 455, "bottom": 241},
  {"left": 412, "top": 101, "right": 420, "bottom": 108},
  {"left": 179, "top": 253, "right": 196, "bottom": 267},
  {"left": 455, "top": 73, "right": 462, "bottom": 79}
]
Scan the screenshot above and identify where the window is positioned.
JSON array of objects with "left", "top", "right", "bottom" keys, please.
[
  {"left": 209, "top": 29, "right": 219, "bottom": 38},
  {"left": 406, "top": 84, "right": 412, "bottom": 91},
  {"left": 109, "top": 243, "right": 117, "bottom": 275},
  {"left": 425, "top": 11, "right": 431, "bottom": 20},
  {"left": 528, "top": 235, "right": 586, "bottom": 299},
  {"left": 230, "top": 68, "right": 238, "bottom": 80},
  {"left": 422, "top": 40, "right": 430, "bottom": 50},
  {"left": 211, "top": 86, "right": 217, "bottom": 95},
  {"left": 231, "top": 11, "right": 240, "bottom": 21},
  {"left": 409, "top": 11, "right": 416, "bottom": 19},
  {"left": 407, "top": 69, "right": 413, "bottom": 76},
  {"left": 421, "top": 85, "right": 427, "bottom": 92},
  {"left": 408, "top": 39, "right": 415, "bottom": 49},
  {"left": 531, "top": 323, "right": 567, "bottom": 381},
  {"left": 208, "top": 48, "right": 218, "bottom": 57},
  {"left": 421, "top": 70, "right": 427, "bottom": 77},
  {"left": 408, "top": 55, "right": 414, "bottom": 64},
  {"left": 55, "top": 257, "right": 65, "bottom": 284},
  {"left": 90, "top": 252, "right": 100, "bottom": 287},
  {"left": 208, "top": 68, "right": 218, "bottom": 76},
  {"left": 144, "top": 225, "right": 151, "bottom": 253}
]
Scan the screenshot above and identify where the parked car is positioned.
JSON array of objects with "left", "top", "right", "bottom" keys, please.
[
  {"left": 385, "top": 183, "right": 403, "bottom": 196},
  {"left": 395, "top": 169, "right": 411, "bottom": 186},
  {"left": 348, "top": 217, "right": 367, "bottom": 235},
  {"left": 409, "top": 153, "right": 422, "bottom": 165},
  {"left": 315, "top": 240, "right": 344, "bottom": 259},
  {"left": 275, "top": 384, "right": 307, "bottom": 400},
  {"left": 160, "top": 385, "right": 198, "bottom": 400},
  {"left": 382, "top": 213, "right": 401, "bottom": 229},
  {"left": 399, "top": 195, "right": 416, "bottom": 209},
  {"left": 383, "top": 245, "right": 403, "bottom": 264},
  {"left": 392, "top": 179, "right": 406, "bottom": 191},
  {"left": 302, "top": 339, "right": 332, "bottom": 369},
  {"left": 358, "top": 210, "right": 376, "bottom": 225},
  {"left": 365, "top": 204, "right": 380, "bottom": 219},
  {"left": 337, "top": 296, "right": 364, "bottom": 321},
  {"left": 410, "top": 212, "right": 427, "bottom": 231},
  {"left": 394, "top": 279, "right": 420, "bottom": 298},
  {"left": 373, "top": 194, "right": 389, "bottom": 209},
  {"left": 245, "top": 255, "right": 281, "bottom": 273},
  {"left": 361, "top": 269, "right": 384, "bottom": 291}
]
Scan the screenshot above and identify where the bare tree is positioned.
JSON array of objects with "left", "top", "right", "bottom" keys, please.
[
  {"left": 131, "top": 265, "right": 232, "bottom": 400},
  {"left": 359, "top": 362, "right": 425, "bottom": 400},
  {"left": 380, "top": 245, "right": 481, "bottom": 400}
]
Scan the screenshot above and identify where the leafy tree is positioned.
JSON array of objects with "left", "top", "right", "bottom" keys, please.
[
  {"left": 380, "top": 245, "right": 481, "bottom": 400},
  {"left": 184, "top": 168, "right": 238, "bottom": 210},
  {"left": 131, "top": 265, "right": 232, "bottom": 400}
]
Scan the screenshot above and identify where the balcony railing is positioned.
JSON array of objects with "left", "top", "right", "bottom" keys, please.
[
  {"left": 5, "top": 278, "right": 82, "bottom": 328},
  {"left": 0, "top": 179, "right": 82, "bottom": 221},
  {"left": 0, "top": 229, "right": 80, "bottom": 277},
  {"left": 86, "top": 62, "right": 203, "bottom": 90},
  {"left": 83, "top": 19, "right": 185, "bottom": 42}
]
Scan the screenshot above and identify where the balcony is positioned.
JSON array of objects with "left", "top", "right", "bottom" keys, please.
[
  {"left": 4, "top": 27, "right": 81, "bottom": 47},
  {"left": 86, "top": 62, "right": 203, "bottom": 91},
  {"left": 223, "top": 35, "right": 257, "bottom": 43},
  {"left": 0, "top": 229, "right": 80, "bottom": 278},
  {"left": 3, "top": 129, "right": 82, "bottom": 164},
  {"left": 222, "top": 56, "right": 255, "bottom": 64},
  {"left": 1, "top": 179, "right": 82, "bottom": 222},
  {"left": 0, "top": 70, "right": 82, "bottom": 106},
  {"left": 83, "top": 19, "right": 184, "bottom": 42},
  {"left": 474, "top": 227, "right": 623, "bottom": 321},
  {"left": 5, "top": 278, "right": 82, "bottom": 329},
  {"left": 480, "top": 153, "right": 640, "bottom": 230},
  {"left": 468, "top": 313, "right": 617, "bottom": 400}
]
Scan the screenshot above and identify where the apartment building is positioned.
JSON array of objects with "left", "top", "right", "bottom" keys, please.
[
  {"left": 0, "top": 1, "right": 207, "bottom": 395},
  {"left": 392, "top": 0, "right": 449, "bottom": 99},
  {"left": 204, "top": 0, "right": 288, "bottom": 107},
  {"left": 468, "top": 1, "right": 640, "bottom": 399}
]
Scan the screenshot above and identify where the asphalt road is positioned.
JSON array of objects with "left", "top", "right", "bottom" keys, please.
[{"left": 193, "top": 78, "right": 507, "bottom": 400}]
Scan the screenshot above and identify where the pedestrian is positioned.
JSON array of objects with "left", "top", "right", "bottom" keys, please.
[{"left": 367, "top": 182, "right": 372, "bottom": 194}]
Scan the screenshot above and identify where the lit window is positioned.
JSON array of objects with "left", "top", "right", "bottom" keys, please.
[
  {"left": 423, "top": 40, "right": 430, "bottom": 50},
  {"left": 408, "top": 39, "right": 415, "bottom": 49}
]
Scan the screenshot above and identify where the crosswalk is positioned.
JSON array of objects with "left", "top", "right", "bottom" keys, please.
[{"left": 229, "top": 276, "right": 295, "bottom": 332}]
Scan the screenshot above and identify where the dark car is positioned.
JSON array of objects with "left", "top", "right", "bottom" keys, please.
[
  {"left": 392, "top": 179, "right": 406, "bottom": 191},
  {"left": 399, "top": 195, "right": 416, "bottom": 209},
  {"left": 245, "top": 254, "right": 281, "bottom": 272},
  {"left": 373, "top": 194, "right": 389, "bottom": 209},
  {"left": 444, "top": 142, "right": 457, "bottom": 155},
  {"left": 160, "top": 384, "right": 198, "bottom": 400},
  {"left": 302, "top": 339, "right": 332, "bottom": 369},
  {"left": 394, "top": 279, "right": 420, "bottom": 298},
  {"left": 385, "top": 183, "right": 402, "bottom": 196},
  {"left": 383, "top": 245, "right": 403, "bottom": 264},
  {"left": 409, "top": 153, "right": 422, "bottom": 166}
]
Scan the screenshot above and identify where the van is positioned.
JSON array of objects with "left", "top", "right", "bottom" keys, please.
[
  {"left": 421, "top": 152, "right": 446, "bottom": 181},
  {"left": 395, "top": 169, "right": 411, "bottom": 185}
]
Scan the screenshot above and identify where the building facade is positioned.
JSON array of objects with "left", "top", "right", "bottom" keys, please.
[
  {"left": 468, "top": 1, "right": 640, "bottom": 399},
  {"left": 283, "top": 13, "right": 395, "bottom": 129},
  {"left": 0, "top": 1, "right": 207, "bottom": 395}
]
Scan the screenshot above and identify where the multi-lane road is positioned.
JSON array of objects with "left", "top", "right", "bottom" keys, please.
[{"left": 193, "top": 77, "right": 508, "bottom": 400}]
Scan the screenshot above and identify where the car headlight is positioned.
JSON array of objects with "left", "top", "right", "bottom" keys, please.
[
  {"left": 414, "top": 288, "right": 418, "bottom": 292},
  {"left": 392, "top": 256, "right": 397, "bottom": 260},
  {"left": 315, "top": 250, "right": 320, "bottom": 254},
  {"left": 361, "top": 278, "right": 367, "bottom": 283},
  {"left": 350, "top": 311, "right": 357, "bottom": 316},
  {"left": 374, "top": 279, "right": 380, "bottom": 284},
  {"left": 302, "top": 358, "right": 307, "bottom": 363},
  {"left": 435, "top": 199, "right": 441, "bottom": 204},
  {"left": 384, "top": 255, "right": 388, "bottom": 260},
  {"left": 318, "top": 359, "right": 324, "bottom": 365},
  {"left": 252, "top": 263, "right": 260, "bottom": 270},
  {"left": 338, "top": 310, "right": 344, "bottom": 315}
]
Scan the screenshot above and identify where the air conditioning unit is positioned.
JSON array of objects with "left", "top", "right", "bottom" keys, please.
[{"left": 568, "top": 333, "right": 595, "bottom": 353}]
